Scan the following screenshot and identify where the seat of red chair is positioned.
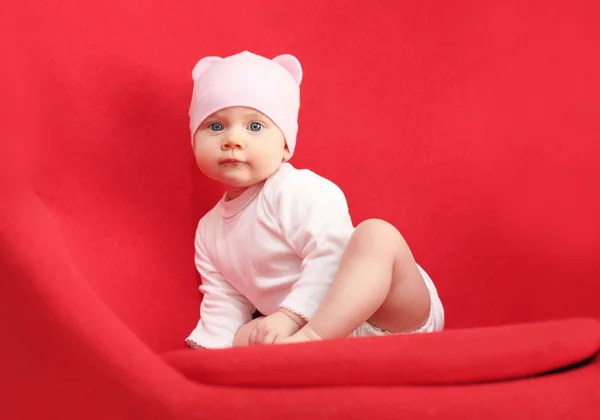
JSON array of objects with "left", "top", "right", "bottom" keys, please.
[{"left": 163, "top": 318, "right": 600, "bottom": 387}]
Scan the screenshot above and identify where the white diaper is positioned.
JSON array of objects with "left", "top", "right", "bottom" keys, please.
[{"left": 350, "top": 264, "right": 444, "bottom": 337}]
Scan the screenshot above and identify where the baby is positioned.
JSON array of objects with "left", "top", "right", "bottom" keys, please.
[{"left": 185, "top": 51, "right": 444, "bottom": 349}]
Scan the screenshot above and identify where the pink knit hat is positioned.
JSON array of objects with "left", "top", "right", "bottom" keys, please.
[{"left": 189, "top": 51, "right": 303, "bottom": 156}]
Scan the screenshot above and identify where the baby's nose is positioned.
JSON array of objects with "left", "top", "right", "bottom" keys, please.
[{"left": 222, "top": 136, "right": 245, "bottom": 149}]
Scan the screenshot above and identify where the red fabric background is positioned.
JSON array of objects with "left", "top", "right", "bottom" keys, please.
[{"left": 1, "top": 0, "right": 599, "bottom": 419}]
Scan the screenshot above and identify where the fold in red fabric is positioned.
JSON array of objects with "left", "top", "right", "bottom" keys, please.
[{"left": 164, "top": 318, "right": 600, "bottom": 387}]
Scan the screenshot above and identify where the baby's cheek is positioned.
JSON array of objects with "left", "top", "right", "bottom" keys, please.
[
  {"left": 193, "top": 150, "right": 216, "bottom": 172},
  {"left": 193, "top": 141, "right": 214, "bottom": 160}
]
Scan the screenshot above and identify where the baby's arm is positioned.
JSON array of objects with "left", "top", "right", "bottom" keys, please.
[
  {"left": 186, "top": 224, "right": 255, "bottom": 349},
  {"left": 272, "top": 171, "right": 354, "bottom": 322}
]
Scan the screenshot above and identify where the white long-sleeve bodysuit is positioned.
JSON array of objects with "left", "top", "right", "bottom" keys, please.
[{"left": 187, "top": 162, "right": 355, "bottom": 349}]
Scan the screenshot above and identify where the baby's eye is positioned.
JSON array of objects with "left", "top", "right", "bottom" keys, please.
[
  {"left": 209, "top": 122, "right": 224, "bottom": 131},
  {"left": 248, "top": 122, "right": 263, "bottom": 132}
]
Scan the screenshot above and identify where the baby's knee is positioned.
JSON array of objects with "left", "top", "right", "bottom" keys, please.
[{"left": 355, "top": 218, "right": 405, "bottom": 245}]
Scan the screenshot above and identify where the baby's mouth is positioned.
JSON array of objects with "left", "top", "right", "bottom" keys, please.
[{"left": 219, "top": 158, "right": 245, "bottom": 165}]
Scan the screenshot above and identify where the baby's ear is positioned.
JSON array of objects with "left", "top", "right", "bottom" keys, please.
[
  {"left": 192, "top": 56, "right": 222, "bottom": 81},
  {"left": 273, "top": 54, "right": 303, "bottom": 85}
]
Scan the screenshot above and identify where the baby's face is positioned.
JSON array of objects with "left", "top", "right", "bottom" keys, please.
[{"left": 193, "top": 106, "right": 290, "bottom": 198}]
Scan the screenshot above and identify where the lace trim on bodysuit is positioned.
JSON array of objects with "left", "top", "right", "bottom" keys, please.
[
  {"left": 185, "top": 338, "right": 205, "bottom": 349},
  {"left": 279, "top": 305, "right": 310, "bottom": 321}
]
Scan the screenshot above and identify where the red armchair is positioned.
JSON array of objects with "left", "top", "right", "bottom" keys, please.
[{"left": 2, "top": 1, "right": 599, "bottom": 418}]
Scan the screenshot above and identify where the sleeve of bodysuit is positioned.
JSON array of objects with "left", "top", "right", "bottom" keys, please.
[
  {"left": 185, "top": 223, "right": 255, "bottom": 349},
  {"left": 274, "top": 170, "right": 355, "bottom": 321}
]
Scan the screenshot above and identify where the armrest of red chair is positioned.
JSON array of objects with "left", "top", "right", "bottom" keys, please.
[{"left": 163, "top": 318, "right": 600, "bottom": 387}]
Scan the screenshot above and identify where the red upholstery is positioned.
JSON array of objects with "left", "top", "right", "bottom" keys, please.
[
  {"left": 164, "top": 318, "right": 600, "bottom": 387},
  {"left": 2, "top": 0, "right": 599, "bottom": 418}
]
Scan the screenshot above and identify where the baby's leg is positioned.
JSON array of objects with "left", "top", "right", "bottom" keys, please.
[{"left": 284, "top": 219, "right": 431, "bottom": 342}]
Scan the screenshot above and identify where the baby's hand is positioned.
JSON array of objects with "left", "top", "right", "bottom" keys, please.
[{"left": 249, "top": 309, "right": 305, "bottom": 345}]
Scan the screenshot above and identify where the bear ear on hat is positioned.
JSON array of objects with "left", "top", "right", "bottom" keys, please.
[
  {"left": 192, "top": 56, "right": 222, "bottom": 81},
  {"left": 273, "top": 54, "right": 303, "bottom": 85}
]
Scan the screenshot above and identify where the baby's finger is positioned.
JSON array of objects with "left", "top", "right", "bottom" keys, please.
[
  {"left": 255, "top": 326, "right": 269, "bottom": 345},
  {"left": 248, "top": 327, "right": 258, "bottom": 346},
  {"left": 261, "top": 332, "right": 278, "bottom": 345}
]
